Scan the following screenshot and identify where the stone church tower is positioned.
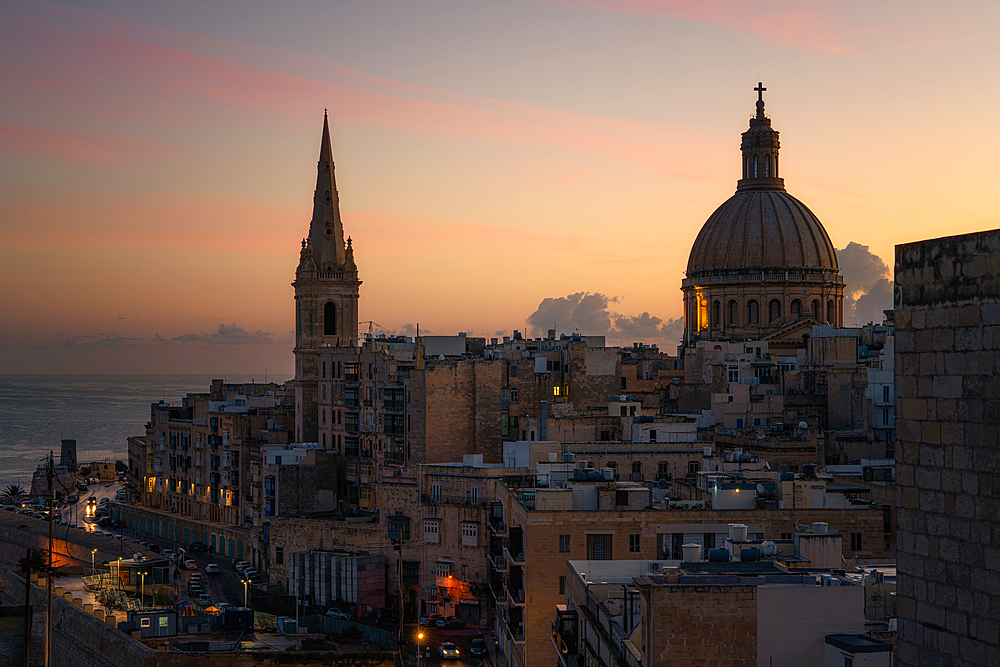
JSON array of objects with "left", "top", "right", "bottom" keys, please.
[
  {"left": 292, "top": 112, "right": 361, "bottom": 442},
  {"left": 683, "top": 84, "right": 844, "bottom": 344}
]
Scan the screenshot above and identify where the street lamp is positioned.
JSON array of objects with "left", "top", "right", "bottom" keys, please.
[
  {"left": 91, "top": 548, "right": 97, "bottom": 573},
  {"left": 140, "top": 571, "right": 146, "bottom": 609},
  {"left": 417, "top": 631, "right": 424, "bottom": 667},
  {"left": 241, "top": 579, "right": 249, "bottom": 608}
]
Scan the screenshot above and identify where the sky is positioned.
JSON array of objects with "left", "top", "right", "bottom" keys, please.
[{"left": 2, "top": 0, "right": 999, "bottom": 375}]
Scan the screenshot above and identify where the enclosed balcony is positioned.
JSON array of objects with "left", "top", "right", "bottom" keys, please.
[{"left": 506, "top": 526, "right": 525, "bottom": 564}]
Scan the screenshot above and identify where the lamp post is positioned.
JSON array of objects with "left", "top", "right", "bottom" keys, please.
[
  {"left": 140, "top": 571, "right": 146, "bottom": 609},
  {"left": 242, "top": 579, "right": 249, "bottom": 608},
  {"left": 91, "top": 548, "right": 97, "bottom": 575},
  {"left": 417, "top": 631, "right": 424, "bottom": 667}
]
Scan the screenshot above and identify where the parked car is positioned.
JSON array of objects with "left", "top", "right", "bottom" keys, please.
[
  {"left": 436, "top": 616, "right": 464, "bottom": 629},
  {"left": 420, "top": 613, "right": 445, "bottom": 627},
  {"left": 374, "top": 608, "right": 398, "bottom": 624},
  {"left": 198, "top": 593, "right": 212, "bottom": 605},
  {"left": 205, "top": 564, "right": 220, "bottom": 575},
  {"left": 469, "top": 638, "right": 488, "bottom": 657},
  {"left": 234, "top": 560, "right": 249, "bottom": 572},
  {"left": 325, "top": 608, "right": 353, "bottom": 620},
  {"left": 242, "top": 568, "right": 258, "bottom": 580},
  {"left": 189, "top": 542, "right": 208, "bottom": 553},
  {"left": 67, "top": 494, "right": 78, "bottom": 503},
  {"left": 438, "top": 643, "right": 460, "bottom": 660},
  {"left": 184, "top": 560, "right": 197, "bottom": 570}
]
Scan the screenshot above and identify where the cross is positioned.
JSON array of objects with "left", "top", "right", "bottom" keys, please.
[{"left": 754, "top": 82, "right": 766, "bottom": 103}]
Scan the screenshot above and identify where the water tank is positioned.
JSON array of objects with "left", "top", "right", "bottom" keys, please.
[
  {"left": 812, "top": 522, "right": 828, "bottom": 534},
  {"left": 708, "top": 548, "right": 729, "bottom": 563},
  {"left": 682, "top": 543, "right": 702, "bottom": 562},
  {"left": 548, "top": 453, "right": 558, "bottom": 463},
  {"left": 740, "top": 548, "right": 761, "bottom": 562},
  {"left": 729, "top": 524, "right": 748, "bottom": 542},
  {"left": 601, "top": 468, "right": 615, "bottom": 481},
  {"left": 563, "top": 452, "right": 576, "bottom": 463},
  {"left": 760, "top": 540, "right": 777, "bottom": 556}
]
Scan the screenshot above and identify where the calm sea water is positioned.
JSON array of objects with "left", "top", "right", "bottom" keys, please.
[{"left": 0, "top": 375, "right": 267, "bottom": 490}]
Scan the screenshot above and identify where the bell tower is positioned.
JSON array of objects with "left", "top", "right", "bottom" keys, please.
[{"left": 291, "top": 111, "right": 361, "bottom": 443}]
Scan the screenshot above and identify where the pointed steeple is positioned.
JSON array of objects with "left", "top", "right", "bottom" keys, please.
[
  {"left": 737, "top": 82, "right": 785, "bottom": 192},
  {"left": 308, "top": 110, "right": 347, "bottom": 269}
]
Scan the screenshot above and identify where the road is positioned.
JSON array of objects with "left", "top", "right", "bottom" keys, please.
[{"left": 414, "top": 625, "right": 495, "bottom": 667}]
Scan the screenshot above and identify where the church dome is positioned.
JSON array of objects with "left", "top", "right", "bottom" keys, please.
[{"left": 686, "top": 189, "right": 838, "bottom": 274}]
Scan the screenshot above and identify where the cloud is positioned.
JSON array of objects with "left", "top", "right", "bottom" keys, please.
[
  {"left": 536, "top": 0, "right": 848, "bottom": 54},
  {"left": 95, "top": 335, "right": 141, "bottom": 347},
  {"left": 527, "top": 292, "right": 683, "bottom": 348},
  {"left": 172, "top": 324, "right": 275, "bottom": 345},
  {"left": 836, "top": 242, "right": 892, "bottom": 326}
]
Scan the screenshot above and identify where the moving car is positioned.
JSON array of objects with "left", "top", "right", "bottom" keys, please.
[
  {"left": 325, "top": 608, "right": 352, "bottom": 620},
  {"left": 205, "top": 564, "right": 220, "bottom": 575},
  {"left": 184, "top": 559, "right": 197, "bottom": 570},
  {"left": 438, "top": 643, "right": 460, "bottom": 660},
  {"left": 469, "top": 638, "right": 488, "bottom": 657}
]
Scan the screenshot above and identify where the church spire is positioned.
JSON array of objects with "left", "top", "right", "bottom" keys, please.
[
  {"left": 737, "top": 82, "right": 785, "bottom": 192},
  {"left": 308, "top": 110, "right": 347, "bottom": 269}
]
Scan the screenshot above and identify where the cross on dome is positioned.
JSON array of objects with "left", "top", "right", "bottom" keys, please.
[{"left": 754, "top": 82, "right": 767, "bottom": 117}]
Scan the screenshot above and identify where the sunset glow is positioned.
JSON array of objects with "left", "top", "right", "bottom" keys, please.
[{"left": 3, "top": 0, "right": 999, "bottom": 373}]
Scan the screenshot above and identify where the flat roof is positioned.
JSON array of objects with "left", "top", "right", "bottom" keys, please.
[{"left": 825, "top": 634, "right": 892, "bottom": 653}]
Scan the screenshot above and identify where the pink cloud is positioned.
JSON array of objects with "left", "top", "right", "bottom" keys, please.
[
  {"left": 535, "top": 0, "right": 848, "bottom": 54},
  {"left": 0, "top": 2, "right": 725, "bottom": 178}
]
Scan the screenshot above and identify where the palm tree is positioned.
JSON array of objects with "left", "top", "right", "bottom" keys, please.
[{"left": 2, "top": 484, "right": 25, "bottom": 501}]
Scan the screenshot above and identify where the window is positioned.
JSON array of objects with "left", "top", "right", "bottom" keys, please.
[
  {"left": 615, "top": 490, "right": 629, "bottom": 506},
  {"left": 747, "top": 300, "right": 759, "bottom": 325},
  {"left": 431, "top": 483, "right": 441, "bottom": 502},
  {"left": 587, "top": 534, "right": 612, "bottom": 560},
  {"left": 657, "top": 461, "right": 669, "bottom": 478},
  {"left": 780, "top": 533, "right": 792, "bottom": 541},
  {"left": 558, "top": 534, "right": 571, "bottom": 553},
  {"left": 727, "top": 300, "right": 738, "bottom": 325},
  {"left": 510, "top": 365, "right": 517, "bottom": 378},
  {"left": 424, "top": 520, "right": 440, "bottom": 543},
  {"left": 275, "top": 546, "right": 284, "bottom": 565},
  {"left": 462, "top": 523, "right": 478, "bottom": 547},
  {"left": 764, "top": 154, "right": 770, "bottom": 177},
  {"left": 827, "top": 300, "right": 836, "bottom": 324},
  {"left": 461, "top": 565, "right": 468, "bottom": 581},
  {"left": 728, "top": 395, "right": 734, "bottom": 403},
  {"left": 559, "top": 576, "right": 566, "bottom": 595},
  {"left": 768, "top": 299, "right": 782, "bottom": 323},
  {"left": 791, "top": 299, "right": 801, "bottom": 317},
  {"left": 510, "top": 389, "right": 518, "bottom": 402},
  {"left": 629, "top": 534, "right": 640, "bottom": 553},
  {"left": 649, "top": 429, "right": 657, "bottom": 442},
  {"left": 631, "top": 461, "right": 642, "bottom": 475},
  {"left": 752, "top": 154, "right": 758, "bottom": 177},
  {"left": 883, "top": 385, "right": 890, "bottom": 403},
  {"left": 388, "top": 515, "right": 411, "bottom": 541},
  {"left": 324, "top": 302, "right": 336, "bottom": 336},
  {"left": 432, "top": 563, "right": 452, "bottom": 578},
  {"left": 728, "top": 366, "right": 739, "bottom": 383},
  {"left": 851, "top": 532, "right": 862, "bottom": 551},
  {"left": 712, "top": 300, "right": 720, "bottom": 328},
  {"left": 471, "top": 486, "right": 479, "bottom": 505}
]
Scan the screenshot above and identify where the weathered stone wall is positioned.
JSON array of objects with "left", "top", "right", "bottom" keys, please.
[
  {"left": 423, "top": 359, "right": 503, "bottom": 463},
  {"left": 895, "top": 230, "right": 1000, "bottom": 667},
  {"left": 646, "top": 584, "right": 757, "bottom": 667}
]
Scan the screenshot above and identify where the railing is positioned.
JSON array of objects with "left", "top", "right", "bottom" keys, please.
[
  {"left": 489, "top": 517, "right": 505, "bottom": 534},
  {"left": 504, "top": 538, "right": 525, "bottom": 564}
]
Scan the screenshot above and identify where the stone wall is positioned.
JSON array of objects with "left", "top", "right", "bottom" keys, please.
[
  {"left": 0, "top": 511, "right": 137, "bottom": 569},
  {"left": 894, "top": 229, "right": 1000, "bottom": 667},
  {"left": 645, "top": 584, "right": 757, "bottom": 667}
]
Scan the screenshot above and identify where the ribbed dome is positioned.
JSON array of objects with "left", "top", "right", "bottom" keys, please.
[{"left": 687, "top": 190, "right": 838, "bottom": 274}]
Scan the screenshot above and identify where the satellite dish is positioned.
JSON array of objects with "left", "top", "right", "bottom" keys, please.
[
  {"left": 657, "top": 478, "right": 668, "bottom": 488},
  {"left": 798, "top": 421, "right": 809, "bottom": 429},
  {"left": 756, "top": 484, "right": 766, "bottom": 494},
  {"left": 760, "top": 541, "right": 777, "bottom": 556}
]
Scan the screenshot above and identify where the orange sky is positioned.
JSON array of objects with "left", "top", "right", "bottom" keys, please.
[{"left": 2, "top": 0, "right": 999, "bottom": 374}]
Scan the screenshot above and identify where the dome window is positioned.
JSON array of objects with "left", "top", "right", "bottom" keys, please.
[
  {"left": 712, "top": 300, "right": 721, "bottom": 328},
  {"left": 768, "top": 299, "right": 782, "bottom": 323},
  {"left": 752, "top": 155, "right": 758, "bottom": 178},
  {"left": 727, "top": 300, "right": 738, "bottom": 325},
  {"left": 747, "top": 300, "right": 760, "bottom": 325},
  {"left": 790, "top": 299, "right": 801, "bottom": 317},
  {"left": 812, "top": 299, "right": 821, "bottom": 319},
  {"left": 764, "top": 155, "right": 770, "bottom": 177},
  {"left": 827, "top": 300, "right": 836, "bottom": 325}
]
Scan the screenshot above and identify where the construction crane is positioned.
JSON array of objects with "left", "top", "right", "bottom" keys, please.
[{"left": 359, "top": 320, "right": 383, "bottom": 342}]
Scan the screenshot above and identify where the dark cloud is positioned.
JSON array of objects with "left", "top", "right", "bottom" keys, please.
[
  {"left": 528, "top": 293, "right": 682, "bottom": 348},
  {"left": 96, "top": 335, "right": 141, "bottom": 347},
  {"left": 173, "top": 324, "right": 275, "bottom": 345},
  {"left": 836, "top": 243, "right": 892, "bottom": 326}
]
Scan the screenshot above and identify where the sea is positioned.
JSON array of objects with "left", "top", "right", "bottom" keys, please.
[{"left": 0, "top": 374, "right": 266, "bottom": 490}]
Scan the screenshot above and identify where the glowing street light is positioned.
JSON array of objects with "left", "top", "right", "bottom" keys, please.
[
  {"left": 241, "top": 579, "right": 249, "bottom": 608},
  {"left": 91, "top": 548, "right": 97, "bottom": 572},
  {"left": 417, "top": 631, "right": 424, "bottom": 667}
]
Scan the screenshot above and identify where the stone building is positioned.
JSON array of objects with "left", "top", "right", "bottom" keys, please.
[
  {"left": 683, "top": 84, "right": 844, "bottom": 345},
  {"left": 894, "top": 229, "right": 1000, "bottom": 667},
  {"left": 291, "top": 112, "right": 362, "bottom": 443},
  {"left": 491, "top": 477, "right": 886, "bottom": 667}
]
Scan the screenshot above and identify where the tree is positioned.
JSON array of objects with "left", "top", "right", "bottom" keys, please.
[{"left": 2, "top": 484, "right": 25, "bottom": 501}]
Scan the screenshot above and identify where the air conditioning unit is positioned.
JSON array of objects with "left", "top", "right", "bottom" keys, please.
[
  {"left": 695, "top": 501, "right": 706, "bottom": 510},
  {"left": 648, "top": 562, "right": 661, "bottom": 572}
]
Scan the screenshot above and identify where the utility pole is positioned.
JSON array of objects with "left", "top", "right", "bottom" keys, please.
[{"left": 46, "top": 451, "right": 54, "bottom": 667}]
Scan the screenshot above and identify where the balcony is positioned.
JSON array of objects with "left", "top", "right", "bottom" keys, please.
[
  {"left": 489, "top": 514, "right": 505, "bottom": 535},
  {"left": 489, "top": 571, "right": 506, "bottom": 601},
  {"left": 506, "top": 527, "right": 525, "bottom": 564}
]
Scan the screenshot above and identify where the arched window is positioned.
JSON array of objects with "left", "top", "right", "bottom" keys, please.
[
  {"left": 728, "top": 300, "right": 739, "bottom": 325},
  {"left": 764, "top": 154, "right": 770, "bottom": 177},
  {"left": 324, "top": 302, "right": 336, "bottom": 336},
  {"left": 790, "top": 299, "right": 801, "bottom": 317},
  {"left": 712, "top": 300, "right": 721, "bottom": 328},
  {"left": 752, "top": 155, "right": 758, "bottom": 178},
  {"left": 812, "top": 299, "right": 821, "bottom": 320},
  {"left": 747, "top": 300, "right": 759, "bottom": 325},
  {"left": 827, "top": 300, "right": 836, "bottom": 325},
  {"left": 768, "top": 299, "right": 782, "bottom": 323}
]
